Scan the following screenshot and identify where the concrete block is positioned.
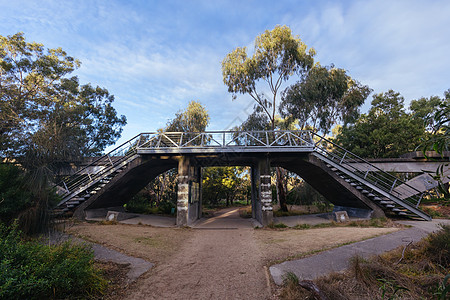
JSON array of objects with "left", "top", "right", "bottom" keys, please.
[{"left": 334, "top": 211, "right": 349, "bottom": 223}]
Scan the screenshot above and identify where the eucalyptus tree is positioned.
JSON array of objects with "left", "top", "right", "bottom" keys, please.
[
  {"left": 165, "top": 100, "right": 210, "bottom": 132},
  {"left": 222, "top": 25, "right": 315, "bottom": 211},
  {"left": 335, "top": 90, "right": 441, "bottom": 159},
  {"left": 222, "top": 25, "right": 315, "bottom": 129},
  {"left": 280, "top": 64, "right": 371, "bottom": 135},
  {"left": 0, "top": 32, "right": 126, "bottom": 231},
  {"left": 0, "top": 32, "right": 126, "bottom": 167}
]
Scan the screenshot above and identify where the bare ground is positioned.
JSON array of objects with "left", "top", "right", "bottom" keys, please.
[{"left": 67, "top": 211, "right": 399, "bottom": 299}]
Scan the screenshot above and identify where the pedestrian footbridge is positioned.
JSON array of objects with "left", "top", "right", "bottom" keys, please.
[{"left": 54, "top": 130, "right": 432, "bottom": 226}]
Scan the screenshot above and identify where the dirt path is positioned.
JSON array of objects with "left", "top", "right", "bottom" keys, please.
[
  {"left": 67, "top": 209, "right": 400, "bottom": 299},
  {"left": 125, "top": 208, "right": 270, "bottom": 300},
  {"left": 126, "top": 228, "right": 269, "bottom": 300}
]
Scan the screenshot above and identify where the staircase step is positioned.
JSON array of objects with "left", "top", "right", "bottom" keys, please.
[
  {"left": 373, "top": 197, "right": 382, "bottom": 201},
  {"left": 66, "top": 201, "right": 80, "bottom": 205},
  {"left": 362, "top": 190, "right": 369, "bottom": 194},
  {"left": 367, "top": 193, "right": 375, "bottom": 198},
  {"left": 385, "top": 204, "right": 395, "bottom": 208},
  {"left": 380, "top": 200, "right": 394, "bottom": 205},
  {"left": 71, "top": 197, "right": 85, "bottom": 201},
  {"left": 356, "top": 186, "right": 363, "bottom": 190}
]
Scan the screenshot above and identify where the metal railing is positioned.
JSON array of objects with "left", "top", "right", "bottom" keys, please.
[
  {"left": 55, "top": 133, "right": 142, "bottom": 205},
  {"left": 311, "top": 133, "right": 426, "bottom": 209},
  {"left": 136, "top": 130, "right": 314, "bottom": 149}
]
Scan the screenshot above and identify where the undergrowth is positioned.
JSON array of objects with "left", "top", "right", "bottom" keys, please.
[
  {"left": 278, "top": 224, "right": 450, "bottom": 299},
  {"left": 0, "top": 223, "right": 107, "bottom": 299}
]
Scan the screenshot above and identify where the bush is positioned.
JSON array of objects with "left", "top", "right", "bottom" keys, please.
[
  {"left": 0, "top": 223, "right": 106, "bottom": 299},
  {"left": 426, "top": 224, "right": 450, "bottom": 268},
  {"left": 0, "top": 164, "right": 33, "bottom": 223}
]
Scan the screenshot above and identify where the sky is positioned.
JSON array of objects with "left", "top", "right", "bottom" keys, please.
[{"left": 1, "top": 0, "right": 450, "bottom": 148}]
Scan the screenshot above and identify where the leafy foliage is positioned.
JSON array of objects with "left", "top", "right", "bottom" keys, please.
[
  {"left": 0, "top": 164, "right": 32, "bottom": 224},
  {"left": 202, "top": 167, "right": 250, "bottom": 206},
  {"left": 0, "top": 32, "right": 126, "bottom": 231},
  {"left": 335, "top": 90, "right": 442, "bottom": 158},
  {"left": 280, "top": 64, "right": 371, "bottom": 135},
  {"left": 165, "top": 100, "right": 209, "bottom": 132},
  {"left": 222, "top": 25, "right": 315, "bottom": 128},
  {"left": 0, "top": 32, "right": 126, "bottom": 178},
  {"left": 0, "top": 223, "right": 106, "bottom": 299}
]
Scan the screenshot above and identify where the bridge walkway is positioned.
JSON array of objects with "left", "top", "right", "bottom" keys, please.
[{"left": 53, "top": 130, "right": 431, "bottom": 224}]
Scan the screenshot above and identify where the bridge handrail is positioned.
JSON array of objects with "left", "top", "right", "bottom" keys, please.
[
  {"left": 136, "top": 130, "right": 314, "bottom": 149},
  {"left": 311, "top": 132, "right": 426, "bottom": 207},
  {"left": 54, "top": 132, "right": 144, "bottom": 197}
]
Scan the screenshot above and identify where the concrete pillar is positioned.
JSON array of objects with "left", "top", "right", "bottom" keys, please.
[
  {"left": 251, "top": 165, "right": 260, "bottom": 221},
  {"left": 251, "top": 158, "right": 273, "bottom": 226},
  {"left": 176, "top": 156, "right": 201, "bottom": 227},
  {"left": 258, "top": 158, "right": 273, "bottom": 226},
  {"left": 177, "top": 156, "right": 190, "bottom": 226}
]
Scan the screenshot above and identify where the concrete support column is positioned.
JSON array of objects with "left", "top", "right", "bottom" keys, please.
[
  {"left": 177, "top": 156, "right": 190, "bottom": 226},
  {"left": 251, "top": 165, "right": 260, "bottom": 221},
  {"left": 251, "top": 157, "right": 273, "bottom": 226},
  {"left": 176, "top": 156, "right": 202, "bottom": 227},
  {"left": 258, "top": 158, "right": 273, "bottom": 226}
]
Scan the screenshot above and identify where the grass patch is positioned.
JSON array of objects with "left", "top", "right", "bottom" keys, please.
[
  {"left": 278, "top": 224, "right": 450, "bottom": 300},
  {"left": 267, "top": 222, "right": 288, "bottom": 229}
]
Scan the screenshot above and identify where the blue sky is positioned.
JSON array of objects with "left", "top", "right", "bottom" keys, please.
[{"left": 2, "top": 0, "right": 450, "bottom": 147}]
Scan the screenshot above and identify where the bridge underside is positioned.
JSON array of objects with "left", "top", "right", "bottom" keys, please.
[{"left": 73, "top": 151, "right": 385, "bottom": 226}]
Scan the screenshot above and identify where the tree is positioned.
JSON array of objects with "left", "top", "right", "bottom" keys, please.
[
  {"left": 202, "top": 167, "right": 248, "bottom": 206},
  {"left": 165, "top": 100, "right": 210, "bottom": 132},
  {"left": 422, "top": 90, "right": 450, "bottom": 197},
  {"left": 335, "top": 90, "right": 440, "bottom": 158},
  {"left": 0, "top": 33, "right": 126, "bottom": 167},
  {"left": 0, "top": 33, "right": 126, "bottom": 231},
  {"left": 222, "top": 25, "right": 315, "bottom": 129},
  {"left": 280, "top": 64, "right": 371, "bottom": 135},
  {"left": 222, "top": 25, "right": 315, "bottom": 212}
]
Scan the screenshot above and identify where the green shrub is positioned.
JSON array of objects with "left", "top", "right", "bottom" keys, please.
[
  {"left": 0, "top": 223, "right": 106, "bottom": 299},
  {"left": 0, "top": 164, "right": 33, "bottom": 223}
]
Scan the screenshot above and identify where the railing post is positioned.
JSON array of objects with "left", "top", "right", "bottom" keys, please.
[
  {"left": 107, "top": 155, "right": 114, "bottom": 166},
  {"left": 389, "top": 178, "right": 398, "bottom": 193},
  {"left": 416, "top": 193, "right": 424, "bottom": 208},
  {"left": 339, "top": 151, "right": 347, "bottom": 164},
  {"left": 179, "top": 133, "right": 183, "bottom": 146},
  {"left": 62, "top": 181, "right": 69, "bottom": 193},
  {"left": 364, "top": 169, "right": 369, "bottom": 179}
]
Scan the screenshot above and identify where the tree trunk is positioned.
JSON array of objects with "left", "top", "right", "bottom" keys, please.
[{"left": 276, "top": 167, "right": 288, "bottom": 212}]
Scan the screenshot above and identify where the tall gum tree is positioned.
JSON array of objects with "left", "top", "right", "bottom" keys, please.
[
  {"left": 222, "top": 25, "right": 315, "bottom": 129},
  {"left": 222, "top": 25, "right": 315, "bottom": 211},
  {"left": 280, "top": 64, "right": 371, "bottom": 135}
]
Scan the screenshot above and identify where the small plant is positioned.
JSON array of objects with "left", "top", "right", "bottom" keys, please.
[
  {"left": 293, "top": 223, "right": 311, "bottom": 230},
  {"left": 377, "top": 278, "right": 409, "bottom": 299},
  {"left": 282, "top": 271, "right": 299, "bottom": 286},
  {"left": 268, "top": 222, "right": 288, "bottom": 229},
  {"left": 435, "top": 274, "right": 450, "bottom": 300}
]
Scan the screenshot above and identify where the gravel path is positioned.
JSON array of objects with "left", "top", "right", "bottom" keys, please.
[{"left": 124, "top": 209, "right": 271, "bottom": 300}]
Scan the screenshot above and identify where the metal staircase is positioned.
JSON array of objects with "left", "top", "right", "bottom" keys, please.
[
  {"left": 54, "top": 133, "right": 148, "bottom": 214},
  {"left": 310, "top": 132, "right": 431, "bottom": 220},
  {"left": 53, "top": 130, "right": 431, "bottom": 221}
]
